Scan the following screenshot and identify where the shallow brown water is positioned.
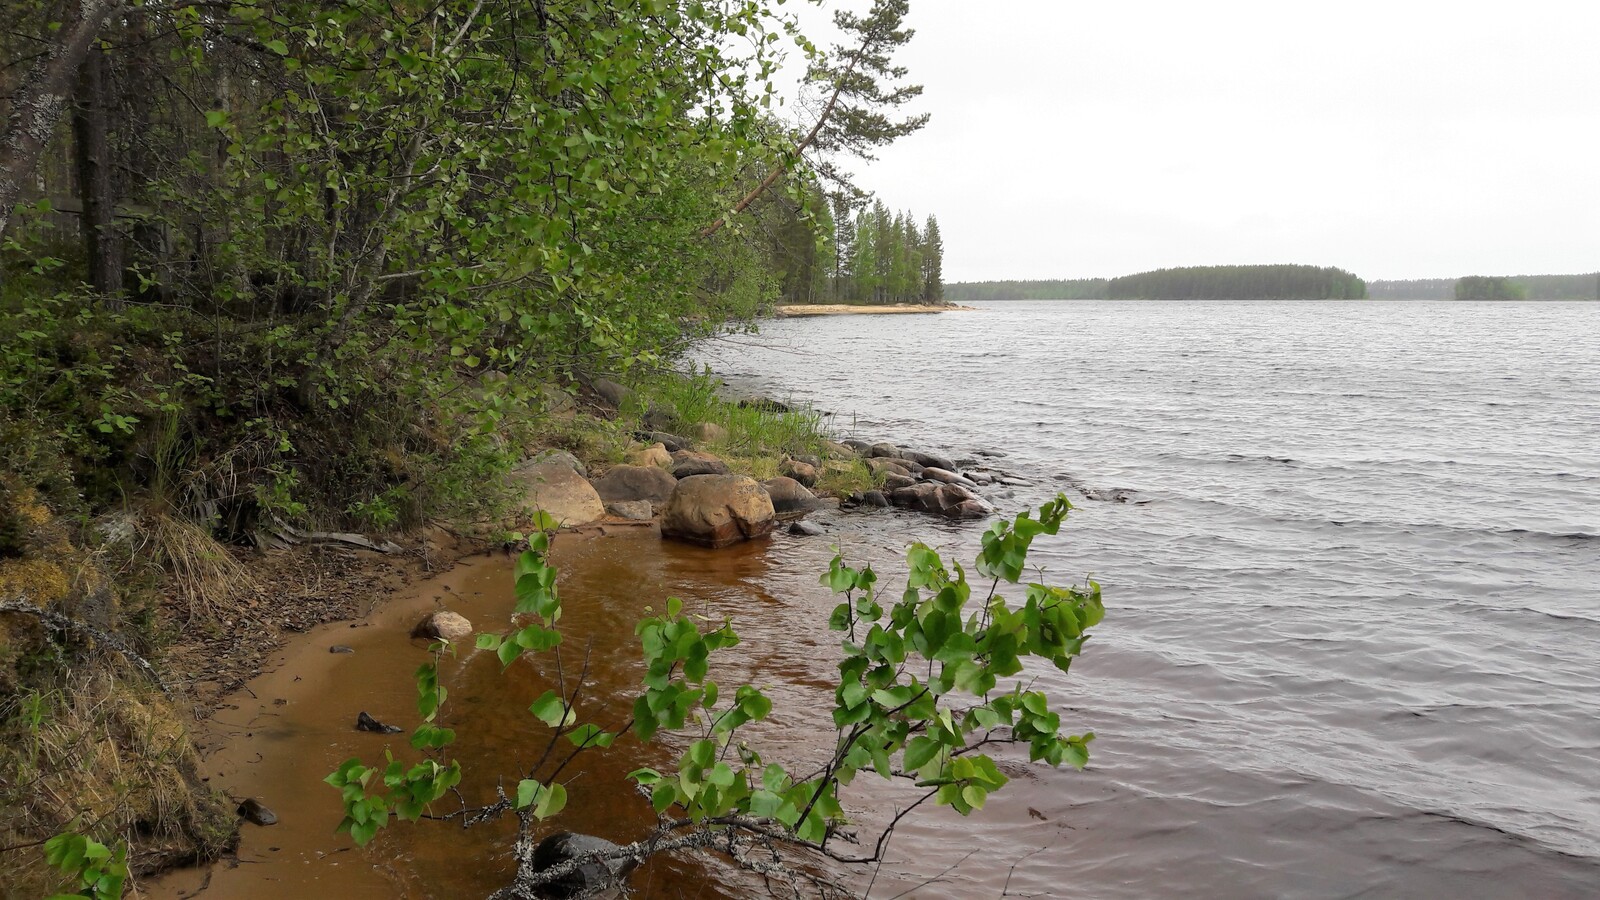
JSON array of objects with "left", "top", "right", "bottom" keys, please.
[{"left": 150, "top": 518, "right": 1030, "bottom": 899}]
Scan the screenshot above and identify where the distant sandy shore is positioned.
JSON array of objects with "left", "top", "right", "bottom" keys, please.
[{"left": 773, "top": 303, "right": 976, "bottom": 317}]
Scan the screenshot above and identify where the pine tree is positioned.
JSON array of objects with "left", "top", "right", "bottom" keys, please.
[{"left": 922, "top": 214, "right": 944, "bottom": 302}]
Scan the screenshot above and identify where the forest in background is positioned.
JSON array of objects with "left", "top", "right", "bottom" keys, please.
[{"left": 951, "top": 270, "right": 1599, "bottom": 301}]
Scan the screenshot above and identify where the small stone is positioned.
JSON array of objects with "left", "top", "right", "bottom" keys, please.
[
  {"left": 789, "top": 520, "right": 825, "bottom": 537},
  {"left": 329, "top": 645, "right": 355, "bottom": 654},
  {"left": 868, "top": 442, "right": 902, "bottom": 459},
  {"left": 237, "top": 798, "right": 278, "bottom": 826},
  {"left": 779, "top": 459, "right": 819, "bottom": 488},
  {"left": 356, "top": 711, "right": 404, "bottom": 734}
]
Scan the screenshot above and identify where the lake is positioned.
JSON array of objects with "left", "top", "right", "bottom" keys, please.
[{"left": 696, "top": 299, "right": 1600, "bottom": 898}]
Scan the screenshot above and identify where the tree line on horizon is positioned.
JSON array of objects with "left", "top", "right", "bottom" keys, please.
[
  {"left": 949, "top": 269, "right": 1599, "bottom": 301},
  {"left": 946, "top": 265, "right": 1365, "bottom": 301}
]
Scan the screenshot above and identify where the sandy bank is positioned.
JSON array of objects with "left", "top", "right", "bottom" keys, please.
[{"left": 773, "top": 303, "right": 975, "bottom": 317}]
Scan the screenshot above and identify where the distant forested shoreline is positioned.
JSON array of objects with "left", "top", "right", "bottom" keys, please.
[{"left": 950, "top": 268, "right": 1599, "bottom": 301}]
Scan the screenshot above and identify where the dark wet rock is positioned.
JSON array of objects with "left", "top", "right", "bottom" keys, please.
[
  {"left": 329, "top": 645, "right": 355, "bottom": 654},
  {"left": 779, "top": 459, "right": 819, "bottom": 488},
  {"left": 789, "top": 520, "right": 825, "bottom": 537},
  {"left": 868, "top": 442, "right": 902, "bottom": 459},
  {"left": 1000, "top": 476, "right": 1031, "bottom": 487},
  {"left": 921, "top": 467, "right": 977, "bottom": 488},
  {"left": 529, "top": 832, "right": 638, "bottom": 898},
  {"left": 670, "top": 450, "right": 732, "bottom": 478},
  {"left": 859, "top": 490, "right": 890, "bottom": 508},
  {"left": 762, "top": 477, "right": 821, "bottom": 518},
  {"left": 591, "top": 464, "right": 678, "bottom": 508},
  {"left": 967, "top": 471, "right": 995, "bottom": 485},
  {"left": 356, "top": 711, "right": 403, "bottom": 734},
  {"left": 412, "top": 610, "right": 473, "bottom": 642},
  {"left": 237, "top": 798, "right": 278, "bottom": 826},
  {"left": 1081, "top": 487, "right": 1137, "bottom": 503},
  {"left": 592, "top": 378, "right": 632, "bottom": 410},
  {"left": 881, "top": 472, "right": 916, "bottom": 491},
  {"left": 954, "top": 458, "right": 979, "bottom": 469},
  {"left": 841, "top": 438, "right": 873, "bottom": 454},
  {"left": 605, "top": 500, "right": 653, "bottom": 521},
  {"left": 890, "top": 483, "right": 989, "bottom": 520},
  {"left": 641, "top": 431, "right": 690, "bottom": 453},
  {"left": 974, "top": 449, "right": 1007, "bottom": 458},
  {"left": 661, "top": 475, "right": 776, "bottom": 548},
  {"left": 900, "top": 449, "right": 956, "bottom": 471}
]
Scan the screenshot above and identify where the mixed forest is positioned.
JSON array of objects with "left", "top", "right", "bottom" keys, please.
[
  {"left": 0, "top": 0, "right": 969, "bottom": 893},
  {"left": 951, "top": 270, "right": 1598, "bottom": 302}
]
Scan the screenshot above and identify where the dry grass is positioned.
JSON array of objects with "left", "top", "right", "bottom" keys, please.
[
  {"left": 98, "top": 505, "right": 256, "bottom": 626},
  {"left": 0, "top": 669, "right": 233, "bottom": 892}
]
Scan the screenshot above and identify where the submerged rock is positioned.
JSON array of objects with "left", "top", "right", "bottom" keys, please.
[
  {"left": 661, "top": 475, "right": 776, "bottom": 548},
  {"left": 329, "top": 645, "right": 355, "bottom": 654},
  {"left": 528, "top": 831, "right": 638, "bottom": 898},
  {"left": 237, "top": 798, "right": 278, "bottom": 826},
  {"left": 789, "top": 520, "right": 825, "bottom": 537},
  {"left": 356, "top": 711, "right": 403, "bottom": 735}
]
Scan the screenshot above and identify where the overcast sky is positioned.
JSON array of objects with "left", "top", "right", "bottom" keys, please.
[{"left": 785, "top": 1, "right": 1600, "bottom": 283}]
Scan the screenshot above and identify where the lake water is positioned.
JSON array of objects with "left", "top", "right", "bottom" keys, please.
[{"left": 695, "top": 300, "right": 1600, "bottom": 898}]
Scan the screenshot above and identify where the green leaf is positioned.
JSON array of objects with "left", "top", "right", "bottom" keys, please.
[{"left": 529, "top": 690, "right": 571, "bottom": 728}]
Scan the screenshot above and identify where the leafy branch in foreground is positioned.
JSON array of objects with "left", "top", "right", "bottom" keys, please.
[{"left": 327, "top": 494, "right": 1102, "bottom": 897}]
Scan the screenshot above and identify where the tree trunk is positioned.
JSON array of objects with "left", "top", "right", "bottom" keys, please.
[
  {"left": 0, "top": 0, "right": 123, "bottom": 241},
  {"left": 71, "top": 45, "right": 122, "bottom": 299}
]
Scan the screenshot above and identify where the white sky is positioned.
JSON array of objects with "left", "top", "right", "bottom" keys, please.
[{"left": 781, "top": 0, "right": 1600, "bottom": 282}]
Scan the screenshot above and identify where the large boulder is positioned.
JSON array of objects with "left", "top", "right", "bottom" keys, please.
[
  {"left": 901, "top": 448, "right": 957, "bottom": 471},
  {"left": 762, "top": 477, "right": 820, "bottom": 518},
  {"left": 528, "top": 831, "right": 638, "bottom": 899},
  {"left": 591, "top": 465, "right": 678, "bottom": 509},
  {"left": 508, "top": 458, "right": 605, "bottom": 528},
  {"left": 670, "top": 450, "right": 732, "bottom": 478},
  {"left": 661, "top": 475, "right": 776, "bottom": 548}
]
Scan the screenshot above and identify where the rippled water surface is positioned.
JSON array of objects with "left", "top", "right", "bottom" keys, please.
[{"left": 697, "top": 300, "right": 1600, "bottom": 898}]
